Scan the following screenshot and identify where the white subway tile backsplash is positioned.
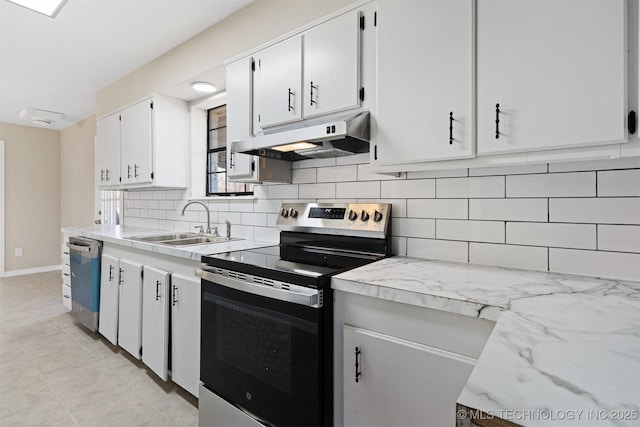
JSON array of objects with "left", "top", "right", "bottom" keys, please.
[
  {"left": 336, "top": 181, "right": 380, "bottom": 199},
  {"left": 597, "top": 169, "right": 640, "bottom": 197},
  {"left": 549, "top": 248, "right": 640, "bottom": 281},
  {"left": 506, "top": 222, "right": 596, "bottom": 249},
  {"left": 469, "top": 243, "right": 548, "bottom": 271},
  {"left": 549, "top": 198, "right": 640, "bottom": 225},
  {"left": 470, "top": 199, "right": 547, "bottom": 222},
  {"left": 381, "top": 179, "right": 435, "bottom": 199},
  {"left": 336, "top": 153, "right": 369, "bottom": 166},
  {"left": 506, "top": 172, "right": 595, "bottom": 197},
  {"left": 127, "top": 159, "right": 640, "bottom": 281},
  {"left": 407, "top": 168, "right": 468, "bottom": 179},
  {"left": 548, "top": 157, "right": 640, "bottom": 173},
  {"left": 393, "top": 218, "right": 435, "bottom": 238},
  {"left": 407, "top": 199, "right": 468, "bottom": 219},
  {"left": 291, "top": 168, "right": 317, "bottom": 184},
  {"left": 407, "top": 238, "right": 468, "bottom": 263},
  {"left": 317, "top": 165, "right": 357, "bottom": 183},
  {"left": 357, "top": 164, "right": 403, "bottom": 181},
  {"left": 299, "top": 183, "right": 336, "bottom": 199},
  {"left": 598, "top": 225, "right": 640, "bottom": 253},
  {"left": 436, "top": 176, "right": 505, "bottom": 198},
  {"left": 436, "top": 220, "right": 505, "bottom": 243},
  {"left": 241, "top": 212, "right": 267, "bottom": 227},
  {"left": 296, "top": 157, "right": 336, "bottom": 169},
  {"left": 267, "top": 184, "right": 299, "bottom": 199},
  {"left": 469, "top": 164, "right": 547, "bottom": 177}
]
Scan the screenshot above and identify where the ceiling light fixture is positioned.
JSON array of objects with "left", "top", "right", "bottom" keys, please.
[
  {"left": 31, "top": 119, "right": 52, "bottom": 126},
  {"left": 191, "top": 82, "right": 217, "bottom": 93},
  {"left": 6, "top": 0, "right": 68, "bottom": 18},
  {"left": 19, "top": 107, "right": 64, "bottom": 126}
]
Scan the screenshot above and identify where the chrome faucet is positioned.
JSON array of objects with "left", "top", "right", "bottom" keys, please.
[
  {"left": 225, "top": 220, "right": 231, "bottom": 240},
  {"left": 181, "top": 201, "right": 212, "bottom": 235}
]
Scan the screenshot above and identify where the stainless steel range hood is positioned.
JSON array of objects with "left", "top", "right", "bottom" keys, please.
[{"left": 230, "top": 111, "right": 370, "bottom": 161}]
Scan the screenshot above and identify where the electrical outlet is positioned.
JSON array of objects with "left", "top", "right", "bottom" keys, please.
[{"left": 15, "top": 248, "right": 23, "bottom": 257}]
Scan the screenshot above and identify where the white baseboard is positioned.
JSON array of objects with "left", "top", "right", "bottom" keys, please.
[{"left": 2, "top": 265, "right": 61, "bottom": 278}]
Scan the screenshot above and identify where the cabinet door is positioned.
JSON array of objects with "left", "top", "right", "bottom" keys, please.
[
  {"left": 142, "top": 266, "right": 170, "bottom": 381},
  {"left": 226, "top": 57, "right": 258, "bottom": 181},
  {"left": 375, "top": 0, "right": 474, "bottom": 166},
  {"left": 121, "top": 100, "right": 153, "bottom": 185},
  {"left": 254, "top": 36, "right": 303, "bottom": 129},
  {"left": 96, "top": 113, "right": 121, "bottom": 187},
  {"left": 171, "top": 274, "right": 201, "bottom": 397},
  {"left": 117, "top": 259, "right": 143, "bottom": 359},
  {"left": 303, "top": 9, "right": 361, "bottom": 119},
  {"left": 477, "top": 0, "right": 627, "bottom": 155},
  {"left": 98, "top": 254, "right": 119, "bottom": 345},
  {"left": 343, "top": 325, "right": 475, "bottom": 427}
]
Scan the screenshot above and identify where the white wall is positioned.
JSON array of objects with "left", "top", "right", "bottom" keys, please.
[{"left": 124, "top": 156, "right": 640, "bottom": 282}]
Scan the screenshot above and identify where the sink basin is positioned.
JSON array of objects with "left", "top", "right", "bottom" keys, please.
[
  {"left": 161, "top": 236, "right": 242, "bottom": 246},
  {"left": 130, "top": 233, "right": 199, "bottom": 242},
  {"left": 129, "top": 233, "right": 241, "bottom": 247}
]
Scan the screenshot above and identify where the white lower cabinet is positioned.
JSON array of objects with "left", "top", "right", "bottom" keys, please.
[
  {"left": 117, "top": 258, "right": 143, "bottom": 359},
  {"left": 334, "top": 290, "right": 496, "bottom": 427},
  {"left": 343, "top": 325, "right": 476, "bottom": 427},
  {"left": 171, "top": 274, "right": 201, "bottom": 397},
  {"left": 99, "top": 254, "right": 120, "bottom": 345},
  {"left": 142, "top": 266, "right": 171, "bottom": 381},
  {"left": 61, "top": 233, "right": 71, "bottom": 309}
]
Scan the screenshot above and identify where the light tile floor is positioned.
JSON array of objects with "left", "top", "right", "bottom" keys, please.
[{"left": 0, "top": 271, "right": 198, "bottom": 426}]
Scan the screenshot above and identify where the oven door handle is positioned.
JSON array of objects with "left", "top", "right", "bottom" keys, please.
[{"left": 195, "top": 268, "right": 322, "bottom": 308}]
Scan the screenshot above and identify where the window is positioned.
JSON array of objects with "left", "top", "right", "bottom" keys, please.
[
  {"left": 99, "top": 190, "right": 122, "bottom": 225},
  {"left": 206, "top": 105, "right": 253, "bottom": 196}
]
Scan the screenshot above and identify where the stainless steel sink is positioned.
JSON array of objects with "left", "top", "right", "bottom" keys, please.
[
  {"left": 129, "top": 233, "right": 241, "bottom": 247},
  {"left": 130, "top": 233, "right": 200, "bottom": 242},
  {"left": 161, "top": 236, "right": 242, "bottom": 246}
]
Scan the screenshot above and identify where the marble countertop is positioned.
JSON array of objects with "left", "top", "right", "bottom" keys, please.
[
  {"left": 332, "top": 257, "right": 640, "bottom": 427},
  {"left": 62, "top": 225, "right": 276, "bottom": 261}
]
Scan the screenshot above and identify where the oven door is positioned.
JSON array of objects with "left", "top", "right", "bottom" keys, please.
[{"left": 197, "top": 268, "right": 327, "bottom": 427}]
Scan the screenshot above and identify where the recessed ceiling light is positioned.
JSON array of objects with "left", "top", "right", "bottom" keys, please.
[
  {"left": 192, "top": 82, "right": 217, "bottom": 93},
  {"left": 6, "top": 0, "right": 68, "bottom": 18}
]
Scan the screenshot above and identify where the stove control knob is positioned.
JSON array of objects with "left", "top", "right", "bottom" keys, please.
[
  {"left": 360, "top": 210, "right": 370, "bottom": 221},
  {"left": 280, "top": 208, "right": 289, "bottom": 218},
  {"left": 373, "top": 210, "right": 384, "bottom": 222},
  {"left": 289, "top": 208, "right": 299, "bottom": 218},
  {"left": 348, "top": 210, "right": 358, "bottom": 221}
]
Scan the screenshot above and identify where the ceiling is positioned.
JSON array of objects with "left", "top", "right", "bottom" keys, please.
[{"left": 0, "top": 0, "right": 253, "bottom": 130}]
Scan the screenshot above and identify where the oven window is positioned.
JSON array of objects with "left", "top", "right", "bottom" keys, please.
[{"left": 201, "top": 283, "right": 322, "bottom": 426}]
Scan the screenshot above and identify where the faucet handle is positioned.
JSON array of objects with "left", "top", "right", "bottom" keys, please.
[
  {"left": 211, "top": 227, "right": 220, "bottom": 238},
  {"left": 194, "top": 225, "right": 205, "bottom": 234}
]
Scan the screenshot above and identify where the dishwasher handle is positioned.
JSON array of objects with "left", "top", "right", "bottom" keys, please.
[{"left": 66, "top": 242, "right": 92, "bottom": 252}]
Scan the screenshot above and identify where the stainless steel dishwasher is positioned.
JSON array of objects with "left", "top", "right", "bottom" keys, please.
[{"left": 67, "top": 237, "right": 102, "bottom": 331}]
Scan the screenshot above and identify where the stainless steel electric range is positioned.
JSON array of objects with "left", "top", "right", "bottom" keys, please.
[{"left": 196, "top": 202, "right": 392, "bottom": 427}]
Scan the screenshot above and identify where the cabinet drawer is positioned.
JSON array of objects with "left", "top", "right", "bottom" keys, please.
[{"left": 62, "top": 283, "right": 71, "bottom": 310}]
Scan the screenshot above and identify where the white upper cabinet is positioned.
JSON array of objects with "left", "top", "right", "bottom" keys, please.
[
  {"left": 95, "top": 95, "right": 189, "bottom": 189},
  {"left": 95, "top": 113, "right": 120, "bottom": 187},
  {"left": 121, "top": 99, "right": 153, "bottom": 185},
  {"left": 254, "top": 36, "right": 303, "bottom": 129},
  {"left": 226, "top": 57, "right": 259, "bottom": 181},
  {"left": 476, "top": 0, "right": 627, "bottom": 155},
  {"left": 374, "top": 0, "right": 474, "bottom": 166},
  {"left": 303, "top": 9, "right": 362, "bottom": 119}
]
